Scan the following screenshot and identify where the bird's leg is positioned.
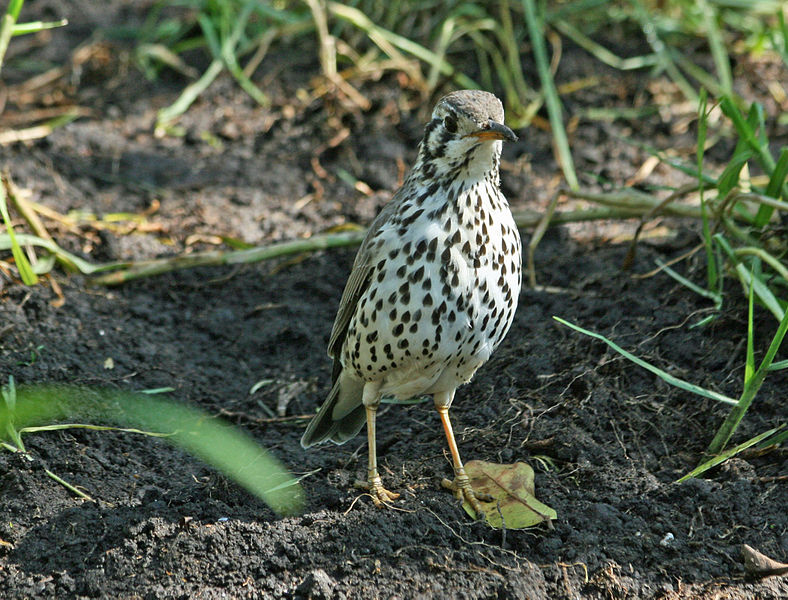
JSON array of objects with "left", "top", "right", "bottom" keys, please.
[
  {"left": 354, "top": 382, "right": 399, "bottom": 506},
  {"left": 435, "top": 391, "right": 492, "bottom": 515}
]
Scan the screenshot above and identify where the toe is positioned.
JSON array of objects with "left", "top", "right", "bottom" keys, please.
[
  {"left": 441, "top": 476, "right": 489, "bottom": 517},
  {"left": 355, "top": 477, "right": 400, "bottom": 507}
]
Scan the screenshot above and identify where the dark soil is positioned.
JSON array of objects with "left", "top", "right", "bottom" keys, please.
[{"left": 1, "top": 3, "right": 786, "bottom": 599}]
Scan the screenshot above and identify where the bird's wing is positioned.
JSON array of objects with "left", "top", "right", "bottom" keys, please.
[{"left": 326, "top": 196, "right": 401, "bottom": 361}]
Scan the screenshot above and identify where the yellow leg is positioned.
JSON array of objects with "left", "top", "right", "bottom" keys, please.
[
  {"left": 436, "top": 402, "right": 491, "bottom": 515},
  {"left": 353, "top": 383, "right": 399, "bottom": 506}
]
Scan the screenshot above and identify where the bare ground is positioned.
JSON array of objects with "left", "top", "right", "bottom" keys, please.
[{"left": 0, "top": 3, "right": 786, "bottom": 599}]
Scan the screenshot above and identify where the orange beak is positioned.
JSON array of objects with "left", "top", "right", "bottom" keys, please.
[{"left": 465, "top": 120, "right": 518, "bottom": 142}]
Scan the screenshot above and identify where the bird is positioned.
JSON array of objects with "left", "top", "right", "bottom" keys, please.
[{"left": 301, "top": 90, "right": 522, "bottom": 513}]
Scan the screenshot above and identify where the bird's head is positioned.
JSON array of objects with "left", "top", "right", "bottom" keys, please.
[{"left": 415, "top": 90, "right": 517, "bottom": 184}]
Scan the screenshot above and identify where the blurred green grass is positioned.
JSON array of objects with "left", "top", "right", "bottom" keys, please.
[
  {"left": 111, "top": 1, "right": 787, "bottom": 119},
  {"left": 1, "top": 377, "right": 305, "bottom": 514}
]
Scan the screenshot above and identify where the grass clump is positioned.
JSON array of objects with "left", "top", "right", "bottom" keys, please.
[
  {"left": 117, "top": 1, "right": 786, "bottom": 187},
  {"left": 556, "top": 87, "right": 786, "bottom": 474}
]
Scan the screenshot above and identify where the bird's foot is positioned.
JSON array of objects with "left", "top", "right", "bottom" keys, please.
[
  {"left": 441, "top": 470, "right": 493, "bottom": 517},
  {"left": 354, "top": 474, "right": 400, "bottom": 507}
]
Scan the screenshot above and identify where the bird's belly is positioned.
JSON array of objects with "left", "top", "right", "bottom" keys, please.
[{"left": 343, "top": 224, "right": 521, "bottom": 400}]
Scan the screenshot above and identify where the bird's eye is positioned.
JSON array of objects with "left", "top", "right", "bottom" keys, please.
[{"left": 443, "top": 115, "right": 457, "bottom": 133}]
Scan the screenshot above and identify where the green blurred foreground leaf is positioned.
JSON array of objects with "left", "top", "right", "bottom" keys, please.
[
  {"left": 463, "top": 460, "right": 556, "bottom": 529},
  {"left": 0, "top": 382, "right": 303, "bottom": 515}
]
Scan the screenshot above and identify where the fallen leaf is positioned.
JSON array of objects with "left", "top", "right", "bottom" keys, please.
[
  {"left": 463, "top": 460, "right": 557, "bottom": 529},
  {"left": 742, "top": 544, "right": 788, "bottom": 577}
]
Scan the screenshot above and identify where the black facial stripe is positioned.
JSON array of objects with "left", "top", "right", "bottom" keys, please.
[{"left": 423, "top": 118, "right": 440, "bottom": 139}]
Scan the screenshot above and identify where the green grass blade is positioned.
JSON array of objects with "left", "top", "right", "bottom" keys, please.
[
  {"left": 630, "top": 140, "right": 717, "bottom": 186},
  {"left": 706, "top": 305, "right": 788, "bottom": 454},
  {"left": 696, "top": 0, "right": 733, "bottom": 97},
  {"left": 766, "top": 147, "right": 788, "bottom": 198},
  {"left": 522, "top": 0, "right": 578, "bottom": 189},
  {"left": 466, "top": 28, "right": 528, "bottom": 122},
  {"left": 0, "top": 180, "right": 38, "bottom": 285},
  {"left": 751, "top": 101, "right": 768, "bottom": 148},
  {"left": 716, "top": 149, "right": 753, "bottom": 198},
  {"left": 696, "top": 89, "right": 718, "bottom": 291},
  {"left": 715, "top": 234, "right": 786, "bottom": 321},
  {"left": 553, "top": 317, "right": 738, "bottom": 405},
  {"left": 754, "top": 146, "right": 788, "bottom": 226},
  {"left": 7, "top": 0, "right": 23, "bottom": 20},
  {"left": 630, "top": 0, "right": 699, "bottom": 105},
  {"left": 745, "top": 269, "right": 756, "bottom": 385},
  {"left": 12, "top": 19, "right": 68, "bottom": 36},
  {"left": 757, "top": 428, "right": 788, "bottom": 448},
  {"left": 735, "top": 263, "right": 785, "bottom": 321},
  {"left": 140, "top": 387, "right": 177, "bottom": 394},
  {"left": 0, "top": 0, "right": 22, "bottom": 75},
  {"left": 197, "top": 13, "right": 222, "bottom": 59},
  {"left": 2, "top": 384, "right": 304, "bottom": 515},
  {"left": 156, "top": 58, "right": 224, "bottom": 129},
  {"left": 1, "top": 377, "right": 25, "bottom": 452},
  {"left": 119, "top": 397, "right": 304, "bottom": 515},
  {"left": 545, "top": 0, "right": 610, "bottom": 22},
  {"left": 724, "top": 98, "right": 760, "bottom": 157},
  {"left": 220, "top": 1, "right": 269, "bottom": 107},
  {"left": 775, "top": 10, "right": 788, "bottom": 67},
  {"left": 678, "top": 426, "right": 783, "bottom": 482},
  {"left": 89, "top": 230, "right": 365, "bottom": 285},
  {"left": 327, "top": 2, "right": 478, "bottom": 90},
  {"left": 425, "top": 15, "right": 455, "bottom": 92},
  {"left": 18, "top": 423, "right": 174, "bottom": 437},
  {"left": 0, "top": 232, "right": 127, "bottom": 274},
  {"left": 656, "top": 259, "right": 721, "bottom": 308},
  {"left": 498, "top": 0, "right": 531, "bottom": 103},
  {"left": 721, "top": 97, "right": 781, "bottom": 187},
  {"left": 669, "top": 50, "right": 730, "bottom": 100},
  {"left": 551, "top": 20, "right": 658, "bottom": 70},
  {"left": 45, "top": 469, "right": 93, "bottom": 501},
  {"left": 696, "top": 87, "right": 707, "bottom": 181},
  {"left": 31, "top": 252, "right": 55, "bottom": 275}
]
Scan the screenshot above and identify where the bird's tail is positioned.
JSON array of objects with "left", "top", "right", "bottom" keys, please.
[{"left": 300, "top": 370, "right": 366, "bottom": 447}]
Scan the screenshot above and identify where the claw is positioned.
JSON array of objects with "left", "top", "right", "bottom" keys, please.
[
  {"left": 441, "top": 471, "right": 492, "bottom": 517},
  {"left": 434, "top": 403, "right": 491, "bottom": 517},
  {"left": 355, "top": 475, "right": 400, "bottom": 507}
]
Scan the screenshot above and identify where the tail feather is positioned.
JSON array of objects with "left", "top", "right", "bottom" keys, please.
[{"left": 301, "top": 371, "right": 365, "bottom": 447}]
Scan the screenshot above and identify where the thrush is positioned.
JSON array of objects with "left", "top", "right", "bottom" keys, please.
[{"left": 301, "top": 90, "right": 522, "bottom": 513}]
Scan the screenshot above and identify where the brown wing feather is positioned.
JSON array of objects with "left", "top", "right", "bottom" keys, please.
[{"left": 326, "top": 198, "right": 402, "bottom": 361}]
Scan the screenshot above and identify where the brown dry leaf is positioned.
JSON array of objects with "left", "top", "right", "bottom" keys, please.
[
  {"left": 741, "top": 544, "right": 788, "bottom": 578},
  {"left": 463, "top": 460, "right": 557, "bottom": 529}
]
